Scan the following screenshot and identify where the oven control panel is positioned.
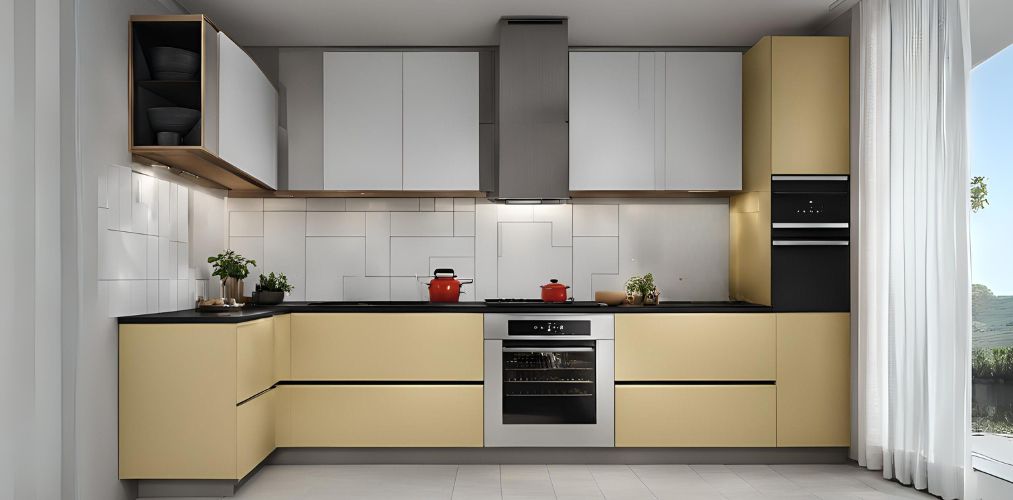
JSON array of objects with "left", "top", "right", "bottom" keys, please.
[{"left": 508, "top": 320, "right": 591, "bottom": 336}]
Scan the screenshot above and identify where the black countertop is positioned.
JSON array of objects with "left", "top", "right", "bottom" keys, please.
[{"left": 118, "top": 300, "right": 772, "bottom": 324}]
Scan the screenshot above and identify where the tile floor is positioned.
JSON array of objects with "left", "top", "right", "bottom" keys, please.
[{"left": 220, "top": 463, "right": 937, "bottom": 500}]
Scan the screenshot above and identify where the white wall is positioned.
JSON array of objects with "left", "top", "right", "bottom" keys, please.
[{"left": 226, "top": 198, "right": 731, "bottom": 302}]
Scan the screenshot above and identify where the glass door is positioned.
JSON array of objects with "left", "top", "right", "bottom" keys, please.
[{"left": 501, "top": 340, "right": 596, "bottom": 424}]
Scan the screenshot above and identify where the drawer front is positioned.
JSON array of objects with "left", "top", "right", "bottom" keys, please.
[
  {"left": 776, "top": 312, "right": 851, "bottom": 446},
  {"left": 615, "top": 385, "right": 776, "bottom": 447},
  {"left": 290, "top": 313, "right": 483, "bottom": 381},
  {"left": 237, "top": 317, "right": 275, "bottom": 403},
  {"left": 615, "top": 314, "right": 775, "bottom": 381},
  {"left": 284, "top": 385, "right": 483, "bottom": 447},
  {"left": 237, "top": 388, "right": 276, "bottom": 479}
]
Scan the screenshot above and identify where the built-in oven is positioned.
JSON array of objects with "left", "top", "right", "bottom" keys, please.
[
  {"left": 483, "top": 314, "right": 614, "bottom": 447},
  {"left": 771, "top": 175, "right": 851, "bottom": 312}
]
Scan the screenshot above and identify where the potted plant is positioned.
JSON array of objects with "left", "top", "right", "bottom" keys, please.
[
  {"left": 207, "top": 250, "right": 256, "bottom": 301},
  {"left": 254, "top": 272, "right": 293, "bottom": 305},
  {"left": 625, "top": 273, "right": 660, "bottom": 305}
]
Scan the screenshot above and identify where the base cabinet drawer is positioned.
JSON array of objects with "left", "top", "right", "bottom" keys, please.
[
  {"left": 237, "top": 388, "right": 276, "bottom": 479},
  {"left": 615, "top": 314, "right": 775, "bottom": 381},
  {"left": 280, "top": 385, "right": 483, "bottom": 447},
  {"left": 290, "top": 313, "right": 483, "bottom": 381},
  {"left": 238, "top": 317, "right": 275, "bottom": 403},
  {"left": 615, "top": 385, "right": 776, "bottom": 447}
]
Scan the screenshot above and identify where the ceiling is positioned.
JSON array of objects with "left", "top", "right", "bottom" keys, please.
[{"left": 176, "top": 0, "right": 846, "bottom": 47}]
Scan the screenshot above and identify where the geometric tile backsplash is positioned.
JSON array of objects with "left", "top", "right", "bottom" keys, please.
[
  {"left": 227, "top": 196, "right": 731, "bottom": 303},
  {"left": 98, "top": 164, "right": 731, "bottom": 317}
]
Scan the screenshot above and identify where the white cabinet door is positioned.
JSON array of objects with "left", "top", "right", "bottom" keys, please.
[
  {"left": 218, "top": 33, "right": 278, "bottom": 189},
  {"left": 569, "top": 52, "right": 657, "bottom": 190},
  {"left": 323, "top": 52, "right": 403, "bottom": 190},
  {"left": 402, "top": 52, "right": 479, "bottom": 191},
  {"left": 664, "top": 52, "right": 742, "bottom": 190}
]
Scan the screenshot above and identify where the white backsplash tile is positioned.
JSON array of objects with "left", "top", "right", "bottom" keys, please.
[
  {"left": 533, "top": 204, "right": 572, "bottom": 247},
  {"left": 572, "top": 237, "right": 620, "bottom": 300},
  {"left": 176, "top": 242, "right": 189, "bottom": 280},
  {"left": 176, "top": 186, "right": 189, "bottom": 243},
  {"left": 346, "top": 198, "right": 419, "bottom": 212},
  {"left": 434, "top": 198, "right": 454, "bottom": 212},
  {"left": 158, "top": 280, "right": 172, "bottom": 312},
  {"left": 454, "top": 212, "right": 476, "bottom": 237},
  {"left": 158, "top": 238, "right": 177, "bottom": 279},
  {"left": 117, "top": 167, "right": 132, "bottom": 231},
  {"left": 453, "top": 198, "right": 476, "bottom": 212},
  {"left": 306, "top": 211, "right": 365, "bottom": 236},
  {"left": 306, "top": 198, "right": 346, "bottom": 211},
  {"left": 365, "top": 212, "right": 391, "bottom": 276},
  {"left": 305, "top": 237, "right": 366, "bottom": 301},
  {"left": 264, "top": 198, "right": 308, "bottom": 212},
  {"left": 390, "top": 276, "right": 426, "bottom": 301},
  {"left": 390, "top": 212, "right": 454, "bottom": 237},
  {"left": 167, "top": 183, "right": 178, "bottom": 239},
  {"left": 474, "top": 204, "right": 498, "bottom": 300},
  {"left": 146, "top": 235, "right": 158, "bottom": 279},
  {"left": 264, "top": 212, "right": 307, "bottom": 301},
  {"left": 498, "top": 223, "right": 572, "bottom": 299},
  {"left": 419, "top": 198, "right": 435, "bottom": 211},
  {"left": 573, "top": 204, "right": 619, "bottom": 237},
  {"left": 157, "top": 179, "right": 171, "bottom": 236},
  {"left": 390, "top": 237, "right": 474, "bottom": 277},
  {"left": 229, "top": 211, "right": 264, "bottom": 237},
  {"left": 497, "top": 205, "right": 533, "bottom": 222},
  {"left": 343, "top": 276, "right": 390, "bottom": 301},
  {"left": 146, "top": 280, "right": 158, "bottom": 314},
  {"left": 618, "top": 202, "right": 729, "bottom": 301},
  {"left": 227, "top": 197, "right": 264, "bottom": 212}
]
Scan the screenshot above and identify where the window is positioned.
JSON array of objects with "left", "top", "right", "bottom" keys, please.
[{"left": 970, "top": 42, "right": 1013, "bottom": 478}]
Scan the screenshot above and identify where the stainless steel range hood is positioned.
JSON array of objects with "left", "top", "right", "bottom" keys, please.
[{"left": 492, "top": 16, "right": 569, "bottom": 203}]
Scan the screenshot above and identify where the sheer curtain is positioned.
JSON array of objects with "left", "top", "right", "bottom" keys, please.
[{"left": 855, "top": 0, "right": 971, "bottom": 499}]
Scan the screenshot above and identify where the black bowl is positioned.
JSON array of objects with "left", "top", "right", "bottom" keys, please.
[
  {"left": 147, "top": 107, "right": 200, "bottom": 134},
  {"left": 148, "top": 46, "right": 199, "bottom": 81}
]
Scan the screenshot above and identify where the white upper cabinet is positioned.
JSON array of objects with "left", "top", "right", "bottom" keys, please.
[
  {"left": 569, "top": 52, "right": 658, "bottom": 191},
  {"left": 402, "top": 52, "right": 479, "bottom": 190},
  {"left": 664, "top": 52, "right": 742, "bottom": 190},
  {"left": 323, "top": 51, "right": 480, "bottom": 191},
  {"left": 568, "top": 51, "right": 742, "bottom": 191},
  {"left": 217, "top": 33, "right": 279, "bottom": 189},
  {"left": 323, "top": 52, "right": 404, "bottom": 190}
]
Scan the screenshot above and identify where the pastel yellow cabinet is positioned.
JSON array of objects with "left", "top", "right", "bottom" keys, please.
[
  {"left": 615, "top": 314, "right": 775, "bottom": 381},
  {"left": 616, "top": 385, "right": 776, "bottom": 447},
  {"left": 745, "top": 36, "right": 850, "bottom": 177},
  {"left": 290, "top": 313, "right": 483, "bottom": 381},
  {"left": 277, "top": 384, "right": 483, "bottom": 447},
  {"left": 776, "top": 313, "right": 851, "bottom": 446},
  {"left": 119, "top": 320, "right": 278, "bottom": 480}
]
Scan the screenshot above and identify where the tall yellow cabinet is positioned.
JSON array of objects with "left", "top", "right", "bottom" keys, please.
[{"left": 731, "top": 36, "right": 850, "bottom": 304}]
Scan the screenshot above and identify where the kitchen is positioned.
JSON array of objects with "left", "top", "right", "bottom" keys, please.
[{"left": 4, "top": 1, "right": 1001, "bottom": 500}]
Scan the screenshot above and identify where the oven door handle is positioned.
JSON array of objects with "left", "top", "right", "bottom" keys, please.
[
  {"left": 772, "top": 222, "right": 849, "bottom": 229},
  {"left": 502, "top": 347, "right": 595, "bottom": 353},
  {"left": 773, "top": 240, "right": 849, "bottom": 246}
]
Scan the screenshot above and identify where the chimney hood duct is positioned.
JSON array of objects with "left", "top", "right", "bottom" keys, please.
[{"left": 492, "top": 16, "right": 569, "bottom": 203}]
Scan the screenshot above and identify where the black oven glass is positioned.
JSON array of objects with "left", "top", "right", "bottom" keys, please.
[
  {"left": 507, "top": 320, "right": 591, "bottom": 336},
  {"left": 502, "top": 340, "right": 596, "bottom": 424}
]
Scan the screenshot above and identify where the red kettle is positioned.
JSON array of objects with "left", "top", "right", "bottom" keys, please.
[{"left": 427, "top": 269, "right": 473, "bottom": 303}]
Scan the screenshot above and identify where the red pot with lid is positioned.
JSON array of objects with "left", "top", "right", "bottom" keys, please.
[
  {"left": 540, "top": 278, "right": 570, "bottom": 303},
  {"left": 426, "top": 268, "right": 473, "bottom": 303}
]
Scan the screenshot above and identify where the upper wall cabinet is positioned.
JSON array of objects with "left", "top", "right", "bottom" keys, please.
[
  {"left": 569, "top": 51, "right": 741, "bottom": 192},
  {"left": 129, "top": 15, "right": 278, "bottom": 190},
  {"left": 747, "top": 36, "right": 850, "bottom": 179},
  {"left": 569, "top": 52, "right": 657, "bottom": 191},
  {"left": 323, "top": 51, "right": 480, "bottom": 191}
]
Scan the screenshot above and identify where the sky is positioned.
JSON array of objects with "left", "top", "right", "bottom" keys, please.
[{"left": 970, "top": 43, "right": 1013, "bottom": 296}]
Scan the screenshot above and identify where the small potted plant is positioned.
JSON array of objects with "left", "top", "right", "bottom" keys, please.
[
  {"left": 254, "top": 272, "right": 293, "bottom": 305},
  {"left": 207, "top": 250, "right": 256, "bottom": 301},
  {"left": 625, "top": 273, "right": 660, "bottom": 306}
]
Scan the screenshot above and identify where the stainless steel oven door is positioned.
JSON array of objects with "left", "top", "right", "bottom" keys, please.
[{"left": 484, "top": 339, "right": 614, "bottom": 447}]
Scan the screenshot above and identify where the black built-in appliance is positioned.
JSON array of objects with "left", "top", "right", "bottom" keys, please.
[{"left": 771, "top": 175, "right": 850, "bottom": 312}]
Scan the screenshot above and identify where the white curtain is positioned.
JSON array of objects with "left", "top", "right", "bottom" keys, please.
[{"left": 855, "top": 0, "right": 972, "bottom": 499}]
